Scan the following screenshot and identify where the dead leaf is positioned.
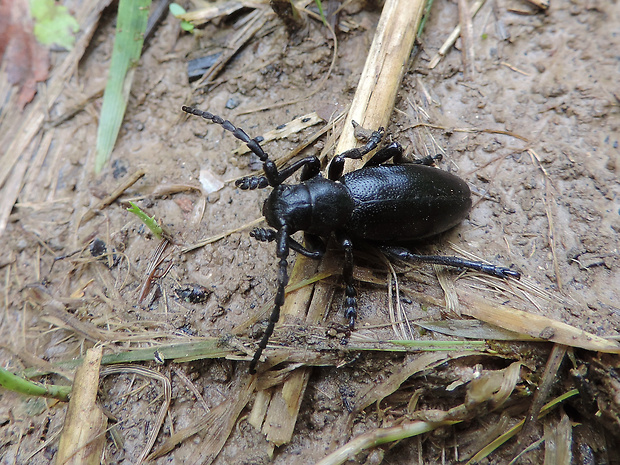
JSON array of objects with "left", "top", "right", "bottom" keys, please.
[{"left": 0, "top": 0, "right": 50, "bottom": 108}]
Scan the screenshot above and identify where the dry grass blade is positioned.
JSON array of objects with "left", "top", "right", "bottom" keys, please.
[
  {"left": 523, "top": 0, "right": 549, "bottom": 9},
  {"left": 56, "top": 346, "right": 107, "bottom": 465},
  {"left": 465, "top": 389, "right": 579, "bottom": 464},
  {"left": 458, "top": 0, "right": 476, "bottom": 77},
  {"left": 79, "top": 169, "right": 145, "bottom": 225},
  {"left": 26, "top": 285, "right": 109, "bottom": 342},
  {"left": 24, "top": 285, "right": 178, "bottom": 345},
  {"left": 416, "top": 319, "right": 538, "bottom": 340},
  {"left": 542, "top": 413, "right": 572, "bottom": 464},
  {"left": 351, "top": 352, "right": 453, "bottom": 413},
  {"left": 146, "top": 370, "right": 255, "bottom": 463},
  {"left": 404, "top": 121, "right": 529, "bottom": 143},
  {"left": 181, "top": 216, "right": 265, "bottom": 253},
  {"left": 428, "top": 0, "right": 486, "bottom": 69},
  {"left": 137, "top": 238, "right": 171, "bottom": 303},
  {"left": 177, "top": 1, "right": 248, "bottom": 25},
  {"left": 411, "top": 362, "right": 522, "bottom": 423},
  {"left": 435, "top": 263, "right": 461, "bottom": 315},
  {"left": 195, "top": 9, "right": 271, "bottom": 88},
  {"left": 528, "top": 148, "right": 562, "bottom": 290},
  {"left": 100, "top": 365, "right": 171, "bottom": 464},
  {"left": 519, "top": 343, "right": 567, "bottom": 442}
]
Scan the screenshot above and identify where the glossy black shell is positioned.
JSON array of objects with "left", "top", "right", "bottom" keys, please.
[{"left": 340, "top": 164, "right": 472, "bottom": 241}]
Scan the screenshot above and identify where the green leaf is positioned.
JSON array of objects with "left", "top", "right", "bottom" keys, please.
[
  {"left": 95, "top": 0, "right": 152, "bottom": 173},
  {"left": 169, "top": 3, "right": 186, "bottom": 16},
  {"left": 30, "top": 0, "right": 79, "bottom": 50},
  {"left": 169, "top": 3, "right": 194, "bottom": 32},
  {"left": 180, "top": 20, "right": 194, "bottom": 32}
]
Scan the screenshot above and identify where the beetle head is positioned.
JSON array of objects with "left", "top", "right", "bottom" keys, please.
[{"left": 262, "top": 184, "right": 312, "bottom": 233}]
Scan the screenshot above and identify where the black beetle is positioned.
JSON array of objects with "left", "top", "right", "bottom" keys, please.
[{"left": 182, "top": 106, "right": 520, "bottom": 373}]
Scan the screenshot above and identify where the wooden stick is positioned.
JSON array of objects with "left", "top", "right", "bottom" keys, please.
[{"left": 256, "top": 0, "right": 427, "bottom": 447}]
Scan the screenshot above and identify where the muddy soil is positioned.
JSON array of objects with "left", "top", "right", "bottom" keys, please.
[{"left": 1, "top": 0, "right": 619, "bottom": 464}]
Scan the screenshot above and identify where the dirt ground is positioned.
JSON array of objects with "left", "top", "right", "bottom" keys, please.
[{"left": 1, "top": 0, "right": 619, "bottom": 463}]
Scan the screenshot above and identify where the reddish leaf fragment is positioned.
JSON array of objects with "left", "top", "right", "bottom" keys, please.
[{"left": 0, "top": 0, "right": 50, "bottom": 109}]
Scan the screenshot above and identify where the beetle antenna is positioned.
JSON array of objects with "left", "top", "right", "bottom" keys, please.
[
  {"left": 249, "top": 225, "right": 291, "bottom": 374},
  {"left": 182, "top": 106, "right": 281, "bottom": 186}
]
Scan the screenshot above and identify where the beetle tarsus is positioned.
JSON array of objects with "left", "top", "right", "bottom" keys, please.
[
  {"left": 250, "top": 228, "right": 277, "bottom": 242},
  {"left": 236, "top": 176, "right": 269, "bottom": 190}
]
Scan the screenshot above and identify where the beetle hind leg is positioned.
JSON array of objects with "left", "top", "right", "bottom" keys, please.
[{"left": 380, "top": 246, "right": 521, "bottom": 280}]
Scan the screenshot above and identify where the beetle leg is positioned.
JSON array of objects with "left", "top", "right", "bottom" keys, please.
[
  {"left": 363, "top": 142, "right": 404, "bottom": 167},
  {"left": 236, "top": 176, "right": 270, "bottom": 190},
  {"left": 364, "top": 143, "right": 443, "bottom": 167},
  {"left": 251, "top": 229, "right": 325, "bottom": 259},
  {"left": 236, "top": 156, "right": 321, "bottom": 190},
  {"left": 380, "top": 246, "right": 521, "bottom": 280},
  {"left": 336, "top": 233, "right": 358, "bottom": 328},
  {"left": 298, "top": 157, "right": 322, "bottom": 181},
  {"left": 249, "top": 226, "right": 291, "bottom": 374},
  {"left": 250, "top": 227, "right": 277, "bottom": 242},
  {"left": 411, "top": 153, "right": 443, "bottom": 166},
  {"left": 328, "top": 126, "right": 385, "bottom": 180},
  {"left": 292, "top": 234, "right": 326, "bottom": 259}
]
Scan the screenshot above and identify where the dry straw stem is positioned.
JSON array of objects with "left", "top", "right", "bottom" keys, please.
[
  {"left": 458, "top": 0, "right": 476, "bottom": 78},
  {"left": 459, "top": 290, "right": 620, "bottom": 353},
  {"left": 56, "top": 346, "right": 107, "bottom": 465},
  {"left": 254, "top": 0, "right": 427, "bottom": 448},
  {"left": 316, "top": 419, "right": 460, "bottom": 465}
]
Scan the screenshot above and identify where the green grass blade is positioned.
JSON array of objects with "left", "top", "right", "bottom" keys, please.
[
  {"left": 0, "top": 366, "right": 71, "bottom": 401},
  {"left": 95, "top": 0, "right": 151, "bottom": 173}
]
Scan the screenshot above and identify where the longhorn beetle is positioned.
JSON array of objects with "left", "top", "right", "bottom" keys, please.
[{"left": 182, "top": 106, "right": 520, "bottom": 373}]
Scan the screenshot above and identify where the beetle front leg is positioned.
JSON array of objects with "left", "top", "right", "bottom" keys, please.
[
  {"left": 337, "top": 233, "right": 357, "bottom": 328},
  {"left": 249, "top": 226, "right": 291, "bottom": 374},
  {"left": 251, "top": 229, "right": 325, "bottom": 259},
  {"left": 237, "top": 156, "right": 321, "bottom": 190}
]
